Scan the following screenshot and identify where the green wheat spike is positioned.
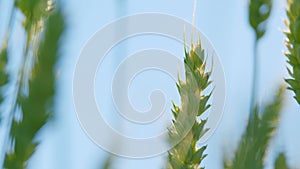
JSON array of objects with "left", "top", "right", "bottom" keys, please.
[
  {"left": 284, "top": 0, "right": 300, "bottom": 105},
  {"left": 167, "top": 42, "right": 212, "bottom": 169}
]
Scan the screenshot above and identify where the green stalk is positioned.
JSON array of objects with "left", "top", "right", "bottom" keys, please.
[
  {"left": 248, "top": 0, "right": 272, "bottom": 131},
  {"left": 249, "top": 40, "right": 259, "bottom": 123}
]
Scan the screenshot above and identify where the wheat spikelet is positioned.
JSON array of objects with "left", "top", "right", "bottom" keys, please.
[
  {"left": 284, "top": 0, "right": 300, "bottom": 104},
  {"left": 167, "top": 42, "right": 212, "bottom": 169}
]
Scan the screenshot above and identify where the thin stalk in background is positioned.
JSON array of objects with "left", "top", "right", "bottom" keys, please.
[
  {"left": 248, "top": 0, "right": 272, "bottom": 124},
  {"left": 249, "top": 40, "right": 259, "bottom": 122},
  {"left": 99, "top": 1, "right": 129, "bottom": 168},
  {"left": 102, "top": 156, "right": 112, "bottom": 169}
]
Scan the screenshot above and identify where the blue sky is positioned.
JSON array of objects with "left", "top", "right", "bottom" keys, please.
[{"left": 1, "top": 0, "right": 299, "bottom": 169}]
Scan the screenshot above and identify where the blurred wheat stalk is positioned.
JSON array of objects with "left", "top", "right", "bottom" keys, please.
[
  {"left": 248, "top": 0, "right": 272, "bottom": 118},
  {"left": 224, "top": 0, "right": 297, "bottom": 168},
  {"left": 224, "top": 87, "right": 286, "bottom": 169},
  {"left": 0, "top": 0, "right": 65, "bottom": 168}
]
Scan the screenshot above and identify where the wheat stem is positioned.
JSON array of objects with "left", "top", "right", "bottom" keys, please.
[
  {"left": 249, "top": 40, "right": 259, "bottom": 126},
  {"left": 248, "top": 0, "right": 272, "bottom": 131}
]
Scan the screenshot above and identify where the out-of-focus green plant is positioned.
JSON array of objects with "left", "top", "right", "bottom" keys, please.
[
  {"left": 0, "top": 0, "right": 65, "bottom": 168},
  {"left": 102, "top": 156, "right": 112, "bottom": 169},
  {"left": 284, "top": 0, "right": 300, "bottom": 105},
  {"left": 167, "top": 42, "right": 211, "bottom": 169},
  {"left": 248, "top": 0, "right": 273, "bottom": 116},
  {"left": 223, "top": 1, "right": 291, "bottom": 168},
  {"left": 249, "top": 0, "right": 272, "bottom": 40},
  {"left": 222, "top": 0, "right": 297, "bottom": 168},
  {"left": 0, "top": 1, "right": 14, "bottom": 123},
  {"left": 224, "top": 87, "right": 284, "bottom": 169},
  {"left": 274, "top": 153, "right": 291, "bottom": 169},
  {"left": 0, "top": 44, "right": 9, "bottom": 111},
  {"left": 4, "top": 11, "right": 64, "bottom": 169}
]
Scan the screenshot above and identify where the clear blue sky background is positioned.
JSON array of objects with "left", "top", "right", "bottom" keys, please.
[{"left": 1, "top": 0, "right": 299, "bottom": 169}]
